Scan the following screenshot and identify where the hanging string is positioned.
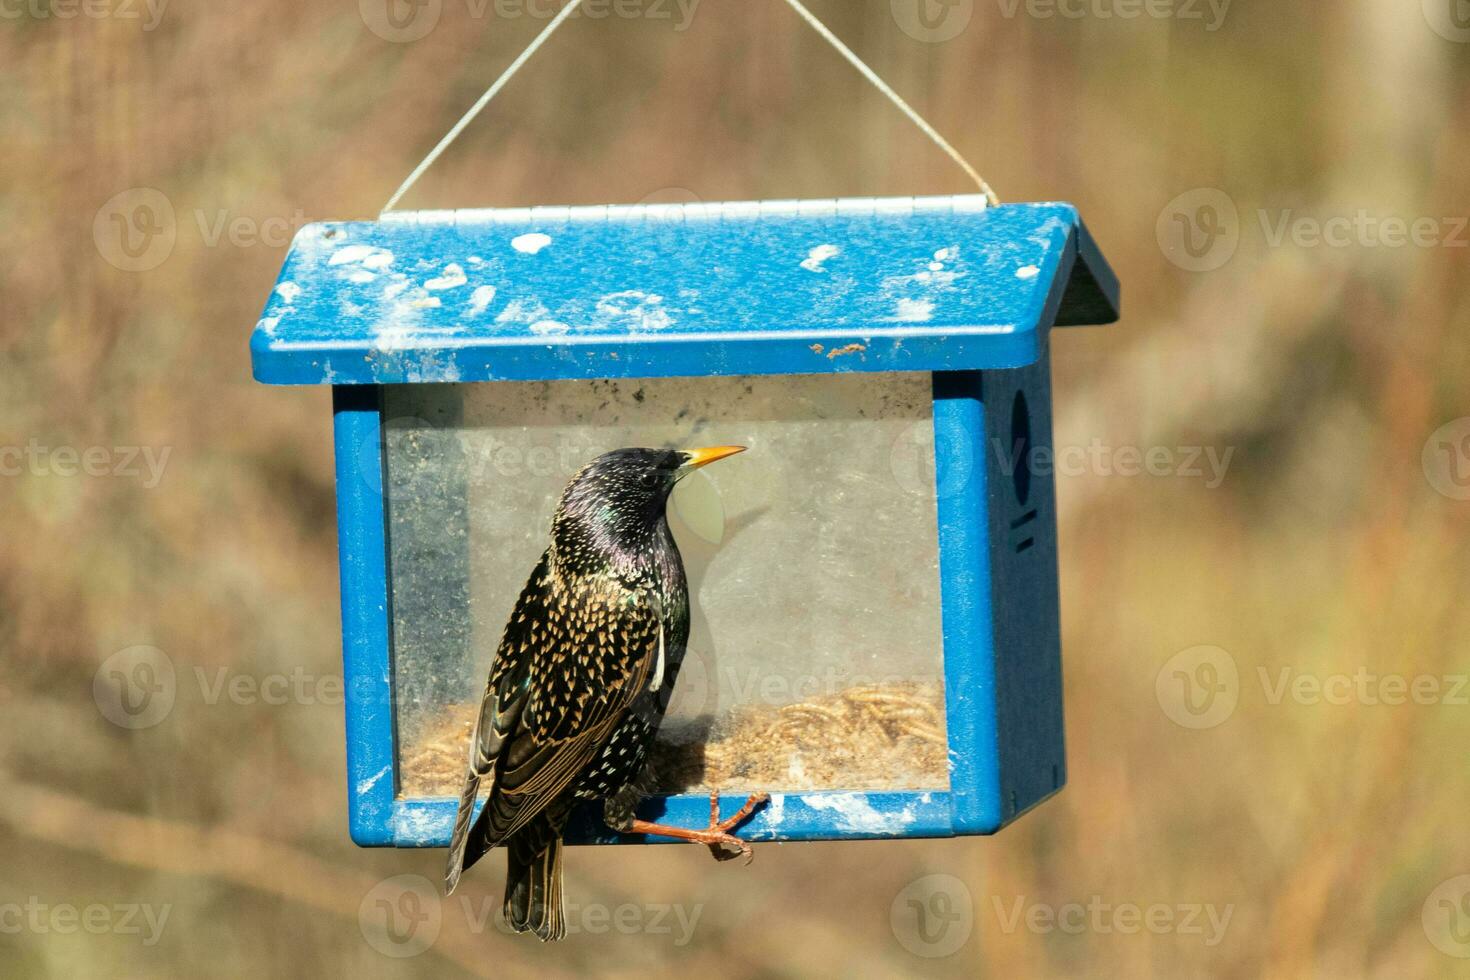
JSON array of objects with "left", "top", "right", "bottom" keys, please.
[
  {"left": 380, "top": 0, "right": 587, "bottom": 215},
  {"left": 776, "top": 0, "right": 998, "bottom": 206},
  {"left": 380, "top": 0, "right": 998, "bottom": 215}
]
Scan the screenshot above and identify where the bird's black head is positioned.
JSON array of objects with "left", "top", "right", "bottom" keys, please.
[{"left": 552, "top": 446, "right": 745, "bottom": 569}]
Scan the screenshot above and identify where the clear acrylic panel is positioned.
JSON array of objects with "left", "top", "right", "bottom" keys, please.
[{"left": 383, "top": 373, "right": 948, "bottom": 798}]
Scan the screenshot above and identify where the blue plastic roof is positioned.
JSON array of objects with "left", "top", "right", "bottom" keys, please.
[{"left": 249, "top": 197, "right": 1118, "bottom": 385}]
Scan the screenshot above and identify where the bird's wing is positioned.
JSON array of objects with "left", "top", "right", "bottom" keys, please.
[
  {"left": 446, "top": 555, "right": 661, "bottom": 889},
  {"left": 446, "top": 552, "right": 550, "bottom": 891}
]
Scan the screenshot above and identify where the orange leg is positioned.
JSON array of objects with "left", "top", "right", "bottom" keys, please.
[{"left": 628, "top": 791, "right": 770, "bottom": 864}]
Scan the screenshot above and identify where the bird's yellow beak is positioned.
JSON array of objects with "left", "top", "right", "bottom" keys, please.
[{"left": 680, "top": 445, "right": 746, "bottom": 471}]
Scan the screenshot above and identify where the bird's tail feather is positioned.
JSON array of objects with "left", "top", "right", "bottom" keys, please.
[
  {"left": 444, "top": 765, "right": 482, "bottom": 895},
  {"left": 505, "top": 834, "right": 565, "bottom": 942}
]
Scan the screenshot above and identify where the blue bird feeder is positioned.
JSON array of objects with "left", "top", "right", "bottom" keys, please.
[{"left": 250, "top": 194, "right": 1118, "bottom": 848}]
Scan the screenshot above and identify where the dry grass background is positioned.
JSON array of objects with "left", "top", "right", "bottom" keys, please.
[{"left": 2, "top": 1, "right": 1469, "bottom": 976}]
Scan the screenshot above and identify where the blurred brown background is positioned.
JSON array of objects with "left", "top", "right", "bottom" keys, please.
[{"left": 3, "top": 0, "right": 1469, "bottom": 976}]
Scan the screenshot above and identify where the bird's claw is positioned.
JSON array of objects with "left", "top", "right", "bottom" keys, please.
[
  {"left": 705, "top": 833, "right": 753, "bottom": 863},
  {"left": 702, "top": 791, "right": 768, "bottom": 865},
  {"left": 623, "top": 791, "right": 769, "bottom": 864}
]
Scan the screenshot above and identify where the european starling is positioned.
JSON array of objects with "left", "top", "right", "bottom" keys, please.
[{"left": 444, "top": 445, "right": 768, "bottom": 941}]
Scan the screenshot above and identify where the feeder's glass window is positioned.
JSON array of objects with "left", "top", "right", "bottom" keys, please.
[{"left": 383, "top": 374, "right": 949, "bottom": 798}]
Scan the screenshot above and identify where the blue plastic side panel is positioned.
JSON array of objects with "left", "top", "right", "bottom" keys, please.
[
  {"left": 978, "top": 224, "right": 1073, "bottom": 822},
  {"left": 333, "top": 386, "right": 397, "bottom": 845},
  {"left": 982, "top": 347, "right": 1068, "bottom": 823},
  {"left": 933, "top": 372, "right": 1003, "bottom": 833}
]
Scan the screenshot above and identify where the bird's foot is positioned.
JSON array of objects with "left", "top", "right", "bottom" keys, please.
[{"left": 627, "top": 791, "right": 769, "bottom": 865}]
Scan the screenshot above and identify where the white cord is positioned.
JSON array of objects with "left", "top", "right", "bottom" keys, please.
[
  {"left": 777, "top": 0, "right": 998, "bottom": 205},
  {"left": 380, "top": 0, "right": 998, "bottom": 215},
  {"left": 380, "top": 0, "right": 587, "bottom": 215}
]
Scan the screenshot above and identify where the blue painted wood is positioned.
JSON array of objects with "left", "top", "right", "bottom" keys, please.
[{"left": 251, "top": 198, "right": 1118, "bottom": 386}]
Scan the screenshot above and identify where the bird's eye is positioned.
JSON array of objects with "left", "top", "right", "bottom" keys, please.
[{"left": 638, "top": 472, "right": 657, "bottom": 488}]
